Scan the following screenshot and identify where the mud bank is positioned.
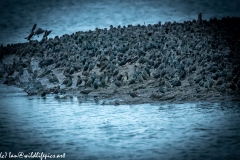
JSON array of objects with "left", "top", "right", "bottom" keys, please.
[{"left": 0, "top": 16, "right": 240, "bottom": 104}]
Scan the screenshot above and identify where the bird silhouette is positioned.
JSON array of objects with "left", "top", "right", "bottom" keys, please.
[
  {"left": 43, "top": 30, "right": 52, "bottom": 39},
  {"left": 34, "top": 28, "right": 45, "bottom": 37},
  {"left": 25, "top": 24, "right": 37, "bottom": 40},
  {"left": 25, "top": 31, "right": 34, "bottom": 41},
  {"left": 31, "top": 24, "right": 37, "bottom": 33}
]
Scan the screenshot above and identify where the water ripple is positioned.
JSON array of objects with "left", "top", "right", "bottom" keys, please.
[{"left": 0, "top": 85, "right": 240, "bottom": 159}]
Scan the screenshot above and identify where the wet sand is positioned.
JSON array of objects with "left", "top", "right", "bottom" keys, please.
[{"left": 0, "top": 16, "right": 240, "bottom": 104}]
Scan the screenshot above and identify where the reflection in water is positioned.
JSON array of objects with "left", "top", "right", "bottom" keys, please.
[{"left": 0, "top": 84, "right": 240, "bottom": 159}]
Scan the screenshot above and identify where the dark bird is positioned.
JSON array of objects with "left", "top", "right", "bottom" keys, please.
[
  {"left": 66, "top": 79, "right": 72, "bottom": 87},
  {"left": 80, "top": 89, "right": 92, "bottom": 95},
  {"left": 113, "top": 69, "right": 119, "bottom": 76},
  {"left": 83, "top": 63, "right": 89, "bottom": 71},
  {"left": 128, "top": 78, "right": 135, "bottom": 85},
  {"left": 197, "top": 13, "right": 202, "bottom": 25},
  {"left": 25, "top": 31, "right": 34, "bottom": 41},
  {"left": 34, "top": 28, "right": 44, "bottom": 37},
  {"left": 82, "top": 71, "right": 89, "bottom": 76},
  {"left": 62, "top": 77, "right": 71, "bottom": 85},
  {"left": 7, "top": 69, "right": 14, "bottom": 76},
  {"left": 93, "top": 79, "right": 100, "bottom": 89},
  {"left": 114, "top": 80, "right": 122, "bottom": 87},
  {"left": 40, "top": 90, "right": 47, "bottom": 97},
  {"left": 88, "top": 63, "right": 95, "bottom": 71},
  {"left": 43, "top": 30, "right": 52, "bottom": 39},
  {"left": 76, "top": 75, "right": 82, "bottom": 87},
  {"left": 31, "top": 24, "right": 37, "bottom": 33},
  {"left": 129, "top": 91, "right": 139, "bottom": 98},
  {"left": 32, "top": 70, "right": 38, "bottom": 79}
]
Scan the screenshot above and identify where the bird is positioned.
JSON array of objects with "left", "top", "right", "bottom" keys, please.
[
  {"left": 129, "top": 91, "right": 139, "bottom": 98},
  {"left": 25, "top": 31, "right": 34, "bottom": 41},
  {"left": 114, "top": 80, "right": 122, "bottom": 87},
  {"left": 93, "top": 78, "right": 101, "bottom": 89},
  {"left": 76, "top": 75, "right": 83, "bottom": 87},
  {"left": 197, "top": 13, "right": 202, "bottom": 25},
  {"left": 88, "top": 62, "right": 95, "bottom": 71},
  {"left": 113, "top": 69, "right": 119, "bottom": 76},
  {"left": 66, "top": 78, "right": 72, "bottom": 87},
  {"left": 25, "top": 24, "right": 37, "bottom": 41},
  {"left": 34, "top": 28, "right": 45, "bottom": 37},
  {"left": 80, "top": 89, "right": 92, "bottom": 95},
  {"left": 43, "top": 30, "right": 52, "bottom": 39},
  {"left": 32, "top": 70, "right": 38, "bottom": 79},
  {"left": 62, "top": 77, "right": 72, "bottom": 86},
  {"left": 31, "top": 24, "right": 37, "bottom": 33},
  {"left": 122, "top": 72, "right": 128, "bottom": 82}
]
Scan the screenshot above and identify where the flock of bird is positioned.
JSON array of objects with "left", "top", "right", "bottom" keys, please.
[
  {"left": 0, "top": 14, "right": 239, "bottom": 99},
  {"left": 24, "top": 24, "right": 51, "bottom": 41}
]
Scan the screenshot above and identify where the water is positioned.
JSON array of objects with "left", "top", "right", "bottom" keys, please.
[
  {"left": 0, "top": 84, "right": 240, "bottom": 160},
  {"left": 0, "top": 0, "right": 240, "bottom": 46}
]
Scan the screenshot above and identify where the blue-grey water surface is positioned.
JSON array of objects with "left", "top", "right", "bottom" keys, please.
[
  {"left": 0, "top": 0, "right": 240, "bottom": 46},
  {"left": 0, "top": 84, "right": 240, "bottom": 160}
]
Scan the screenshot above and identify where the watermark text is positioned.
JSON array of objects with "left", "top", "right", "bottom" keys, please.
[{"left": 0, "top": 152, "right": 65, "bottom": 160}]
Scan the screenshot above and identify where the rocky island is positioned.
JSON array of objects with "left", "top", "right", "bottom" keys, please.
[{"left": 0, "top": 15, "right": 239, "bottom": 104}]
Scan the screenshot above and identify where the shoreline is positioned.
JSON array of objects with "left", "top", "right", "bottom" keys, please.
[{"left": 0, "top": 16, "right": 240, "bottom": 104}]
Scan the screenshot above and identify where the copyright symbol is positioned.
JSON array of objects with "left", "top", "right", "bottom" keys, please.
[{"left": 18, "top": 152, "right": 24, "bottom": 158}]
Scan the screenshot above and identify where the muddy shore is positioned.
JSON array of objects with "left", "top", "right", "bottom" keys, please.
[{"left": 0, "top": 16, "right": 240, "bottom": 104}]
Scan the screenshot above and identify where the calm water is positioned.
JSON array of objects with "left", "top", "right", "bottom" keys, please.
[
  {"left": 0, "top": 84, "right": 240, "bottom": 160},
  {"left": 0, "top": 0, "right": 240, "bottom": 46}
]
